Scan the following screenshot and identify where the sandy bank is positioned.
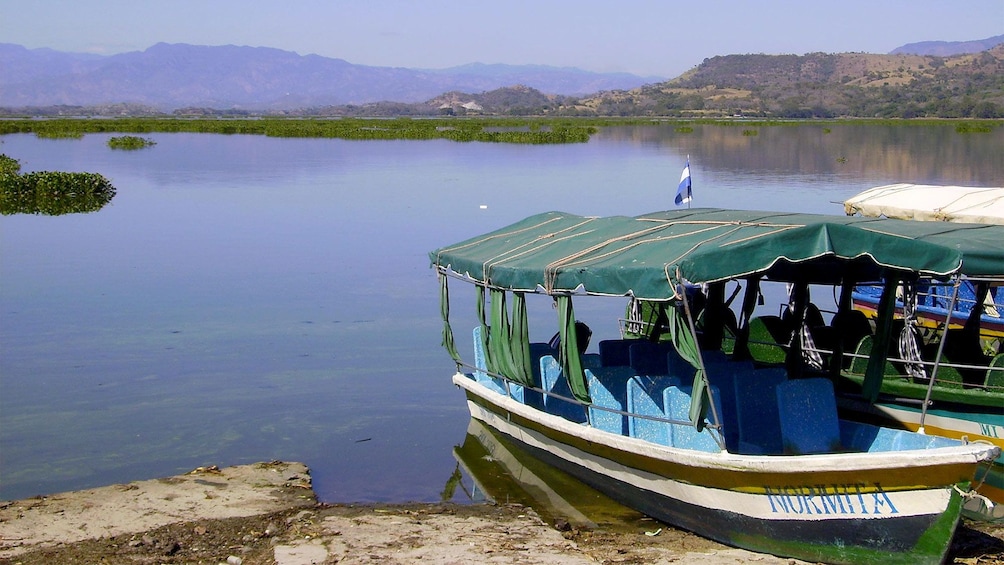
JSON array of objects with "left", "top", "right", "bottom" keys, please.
[{"left": 1, "top": 461, "right": 1000, "bottom": 564}]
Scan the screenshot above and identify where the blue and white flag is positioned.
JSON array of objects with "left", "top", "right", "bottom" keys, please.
[{"left": 675, "top": 157, "right": 692, "bottom": 206}]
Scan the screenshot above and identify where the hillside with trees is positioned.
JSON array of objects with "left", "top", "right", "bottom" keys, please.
[
  {"left": 572, "top": 45, "right": 1004, "bottom": 118},
  {"left": 264, "top": 44, "right": 1004, "bottom": 119}
]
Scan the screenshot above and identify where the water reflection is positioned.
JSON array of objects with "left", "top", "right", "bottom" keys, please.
[
  {"left": 0, "top": 186, "right": 115, "bottom": 215},
  {"left": 0, "top": 123, "right": 1001, "bottom": 504},
  {"left": 595, "top": 123, "right": 1004, "bottom": 185},
  {"left": 450, "top": 419, "right": 648, "bottom": 531}
]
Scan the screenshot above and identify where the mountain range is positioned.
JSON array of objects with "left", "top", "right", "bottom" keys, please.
[
  {"left": 0, "top": 42, "right": 662, "bottom": 111},
  {"left": 891, "top": 34, "right": 1004, "bottom": 56},
  {"left": 1, "top": 35, "right": 1001, "bottom": 114}
]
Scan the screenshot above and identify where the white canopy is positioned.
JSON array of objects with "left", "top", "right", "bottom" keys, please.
[{"left": 843, "top": 184, "right": 1004, "bottom": 225}]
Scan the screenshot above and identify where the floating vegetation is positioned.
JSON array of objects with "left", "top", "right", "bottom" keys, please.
[
  {"left": 0, "top": 118, "right": 598, "bottom": 145},
  {"left": 956, "top": 123, "right": 993, "bottom": 134},
  {"left": 0, "top": 154, "right": 116, "bottom": 215},
  {"left": 108, "top": 135, "right": 157, "bottom": 150},
  {"left": 0, "top": 117, "right": 995, "bottom": 145},
  {"left": 0, "top": 154, "right": 19, "bottom": 176},
  {"left": 35, "top": 131, "right": 84, "bottom": 139}
]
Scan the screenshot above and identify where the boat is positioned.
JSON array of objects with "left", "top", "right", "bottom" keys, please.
[
  {"left": 430, "top": 208, "right": 1001, "bottom": 565},
  {"left": 839, "top": 184, "right": 1004, "bottom": 519},
  {"left": 844, "top": 183, "right": 1004, "bottom": 339},
  {"left": 850, "top": 280, "right": 1003, "bottom": 339},
  {"left": 843, "top": 183, "right": 1004, "bottom": 225}
]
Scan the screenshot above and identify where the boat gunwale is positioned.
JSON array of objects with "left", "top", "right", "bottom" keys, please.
[{"left": 452, "top": 371, "right": 1000, "bottom": 476}]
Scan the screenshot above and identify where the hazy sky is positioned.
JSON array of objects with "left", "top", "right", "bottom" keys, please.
[{"left": 3, "top": 0, "right": 1002, "bottom": 78}]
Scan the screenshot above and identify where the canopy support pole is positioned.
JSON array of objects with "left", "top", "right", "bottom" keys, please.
[{"left": 919, "top": 276, "right": 962, "bottom": 434}]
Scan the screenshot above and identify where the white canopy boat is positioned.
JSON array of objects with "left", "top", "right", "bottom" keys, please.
[
  {"left": 839, "top": 185, "right": 1004, "bottom": 520},
  {"left": 843, "top": 183, "right": 1004, "bottom": 225}
]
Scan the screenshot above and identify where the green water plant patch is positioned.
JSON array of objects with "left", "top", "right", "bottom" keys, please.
[
  {"left": 108, "top": 135, "right": 157, "bottom": 149},
  {"left": 0, "top": 154, "right": 116, "bottom": 215}
]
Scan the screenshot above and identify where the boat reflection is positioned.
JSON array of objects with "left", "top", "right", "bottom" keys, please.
[{"left": 450, "top": 418, "right": 652, "bottom": 532}]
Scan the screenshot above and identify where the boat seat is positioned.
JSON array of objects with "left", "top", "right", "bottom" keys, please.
[
  {"left": 985, "top": 353, "right": 1004, "bottom": 390},
  {"left": 629, "top": 341, "right": 674, "bottom": 376},
  {"left": 529, "top": 342, "right": 557, "bottom": 371},
  {"left": 943, "top": 329, "right": 990, "bottom": 367},
  {"left": 702, "top": 357, "right": 754, "bottom": 452},
  {"left": 775, "top": 378, "right": 841, "bottom": 455},
  {"left": 931, "top": 360, "right": 966, "bottom": 389},
  {"left": 746, "top": 316, "right": 789, "bottom": 365},
  {"left": 626, "top": 375, "right": 679, "bottom": 445},
  {"left": 848, "top": 335, "right": 900, "bottom": 377},
  {"left": 582, "top": 353, "right": 602, "bottom": 369},
  {"left": 807, "top": 324, "right": 835, "bottom": 357},
  {"left": 781, "top": 302, "right": 825, "bottom": 330},
  {"left": 585, "top": 366, "right": 636, "bottom": 435},
  {"left": 701, "top": 349, "right": 729, "bottom": 364},
  {"left": 941, "top": 329, "right": 995, "bottom": 385},
  {"left": 471, "top": 327, "right": 549, "bottom": 403},
  {"left": 598, "top": 338, "right": 644, "bottom": 367},
  {"left": 831, "top": 309, "right": 871, "bottom": 341},
  {"left": 664, "top": 384, "right": 723, "bottom": 452},
  {"left": 539, "top": 355, "right": 587, "bottom": 423},
  {"left": 830, "top": 310, "right": 873, "bottom": 366},
  {"left": 666, "top": 346, "right": 699, "bottom": 379},
  {"left": 524, "top": 342, "right": 556, "bottom": 408},
  {"left": 472, "top": 326, "right": 506, "bottom": 395},
  {"left": 733, "top": 368, "right": 787, "bottom": 454},
  {"left": 840, "top": 420, "right": 956, "bottom": 453},
  {"left": 848, "top": 334, "right": 870, "bottom": 375},
  {"left": 696, "top": 306, "right": 739, "bottom": 354}
]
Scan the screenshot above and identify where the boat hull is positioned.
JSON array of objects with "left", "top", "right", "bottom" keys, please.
[
  {"left": 852, "top": 294, "right": 1004, "bottom": 340},
  {"left": 836, "top": 393, "right": 1004, "bottom": 519},
  {"left": 454, "top": 373, "right": 981, "bottom": 565}
]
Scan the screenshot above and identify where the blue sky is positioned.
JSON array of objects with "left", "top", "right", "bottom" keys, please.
[{"left": 2, "top": 0, "right": 1002, "bottom": 78}]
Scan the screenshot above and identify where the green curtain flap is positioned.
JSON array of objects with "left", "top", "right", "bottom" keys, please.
[{"left": 557, "top": 295, "right": 591, "bottom": 404}]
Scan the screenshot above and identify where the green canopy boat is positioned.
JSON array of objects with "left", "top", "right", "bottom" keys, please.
[{"left": 431, "top": 208, "right": 1002, "bottom": 564}]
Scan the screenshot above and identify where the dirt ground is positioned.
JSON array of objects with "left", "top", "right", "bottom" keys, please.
[{"left": 1, "top": 461, "right": 1002, "bottom": 565}]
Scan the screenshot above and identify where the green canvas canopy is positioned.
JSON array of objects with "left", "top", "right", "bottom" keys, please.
[
  {"left": 430, "top": 208, "right": 1004, "bottom": 300},
  {"left": 431, "top": 208, "right": 1004, "bottom": 422}
]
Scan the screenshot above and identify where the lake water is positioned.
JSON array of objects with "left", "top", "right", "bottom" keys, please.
[{"left": 2, "top": 123, "right": 1002, "bottom": 504}]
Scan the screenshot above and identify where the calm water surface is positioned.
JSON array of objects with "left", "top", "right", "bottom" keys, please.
[{"left": 2, "top": 123, "right": 1002, "bottom": 503}]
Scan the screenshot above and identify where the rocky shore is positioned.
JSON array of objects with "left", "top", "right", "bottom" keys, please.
[{"left": 1, "top": 461, "right": 1001, "bottom": 564}]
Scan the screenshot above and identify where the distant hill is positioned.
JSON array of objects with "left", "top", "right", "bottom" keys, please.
[
  {"left": 0, "top": 43, "right": 661, "bottom": 111},
  {"left": 314, "top": 85, "right": 573, "bottom": 117},
  {"left": 891, "top": 34, "right": 1004, "bottom": 56},
  {"left": 575, "top": 44, "right": 1004, "bottom": 119}
]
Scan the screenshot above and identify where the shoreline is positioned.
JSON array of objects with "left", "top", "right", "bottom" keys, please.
[{"left": 1, "top": 461, "right": 1001, "bottom": 564}]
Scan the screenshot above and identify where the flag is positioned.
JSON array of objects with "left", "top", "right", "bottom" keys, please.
[{"left": 675, "top": 157, "right": 692, "bottom": 206}]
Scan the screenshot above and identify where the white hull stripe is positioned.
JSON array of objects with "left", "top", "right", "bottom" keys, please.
[{"left": 469, "top": 400, "right": 953, "bottom": 521}]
